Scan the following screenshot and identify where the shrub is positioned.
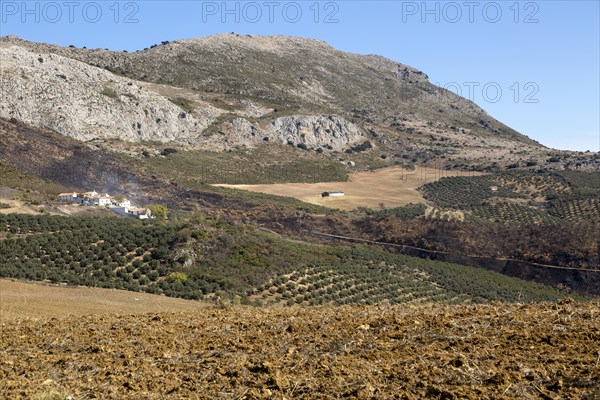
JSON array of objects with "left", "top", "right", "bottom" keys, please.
[
  {"left": 147, "top": 271, "right": 159, "bottom": 281},
  {"left": 349, "top": 141, "right": 373, "bottom": 153},
  {"left": 147, "top": 204, "right": 169, "bottom": 220},
  {"left": 145, "top": 285, "right": 160, "bottom": 294},
  {"left": 167, "top": 272, "right": 188, "bottom": 284},
  {"left": 191, "top": 229, "right": 207, "bottom": 239}
]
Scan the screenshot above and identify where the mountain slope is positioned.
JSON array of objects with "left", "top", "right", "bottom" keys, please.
[
  {"left": 0, "top": 34, "right": 528, "bottom": 140},
  {"left": 0, "top": 34, "right": 550, "bottom": 169},
  {"left": 0, "top": 45, "right": 221, "bottom": 143}
]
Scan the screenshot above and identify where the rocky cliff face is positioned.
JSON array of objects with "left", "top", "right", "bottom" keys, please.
[
  {"left": 0, "top": 45, "right": 223, "bottom": 143},
  {"left": 222, "top": 115, "right": 364, "bottom": 151},
  {"left": 268, "top": 115, "right": 364, "bottom": 150},
  {"left": 0, "top": 43, "right": 365, "bottom": 152}
]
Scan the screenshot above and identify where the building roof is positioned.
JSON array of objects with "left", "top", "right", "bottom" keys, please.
[{"left": 58, "top": 192, "right": 76, "bottom": 196}]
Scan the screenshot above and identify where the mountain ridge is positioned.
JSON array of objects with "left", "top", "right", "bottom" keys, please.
[{"left": 0, "top": 33, "right": 573, "bottom": 171}]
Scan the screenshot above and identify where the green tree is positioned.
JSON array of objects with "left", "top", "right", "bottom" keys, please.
[
  {"left": 148, "top": 204, "right": 169, "bottom": 219},
  {"left": 167, "top": 272, "right": 188, "bottom": 284}
]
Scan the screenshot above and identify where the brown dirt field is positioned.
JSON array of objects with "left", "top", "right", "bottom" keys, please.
[
  {"left": 0, "top": 198, "right": 45, "bottom": 216},
  {"left": 0, "top": 202, "right": 121, "bottom": 217},
  {"left": 1, "top": 300, "right": 598, "bottom": 399},
  {"left": 0, "top": 187, "right": 115, "bottom": 217},
  {"left": 217, "top": 167, "right": 480, "bottom": 210},
  {"left": 0, "top": 279, "right": 206, "bottom": 320}
]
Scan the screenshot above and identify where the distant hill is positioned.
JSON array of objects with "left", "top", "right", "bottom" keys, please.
[{"left": 0, "top": 34, "right": 567, "bottom": 170}]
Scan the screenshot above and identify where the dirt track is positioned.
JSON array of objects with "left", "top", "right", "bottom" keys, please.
[
  {"left": 217, "top": 167, "right": 479, "bottom": 210},
  {"left": 2, "top": 300, "right": 598, "bottom": 399}
]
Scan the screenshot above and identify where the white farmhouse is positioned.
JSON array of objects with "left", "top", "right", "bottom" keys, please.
[
  {"left": 86, "top": 195, "right": 113, "bottom": 206},
  {"left": 59, "top": 190, "right": 144, "bottom": 214},
  {"left": 58, "top": 192, "right": 78, "bottom": 201},
  {"left": 113, "top": 198, "right": 131, "bottom": 208},
  {"left": 128, "top": 207, "right": 152, "bottom": 219}
]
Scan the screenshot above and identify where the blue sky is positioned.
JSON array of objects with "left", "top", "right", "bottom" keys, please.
[{"left": 1, "top": 0, "right": 598, "bottom": 151}]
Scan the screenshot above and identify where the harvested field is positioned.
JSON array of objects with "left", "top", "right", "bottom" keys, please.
[
  {"left": 0, "top": 279, "right": 205, "bottom": 320},
  {"left": 1, "top": 300, "right": 598, "bottom": 399},
  {"left": 217, "top": 167, "right": 480, "bottom": 210}
]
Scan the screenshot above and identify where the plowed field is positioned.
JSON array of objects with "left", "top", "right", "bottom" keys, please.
[{"left": 2, "top": 300, "right": 599, "bottom": 399}]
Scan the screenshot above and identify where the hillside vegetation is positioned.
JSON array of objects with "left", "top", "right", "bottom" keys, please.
[
  {"left": 0, "top": 214, "right": 572, "bottom": 304},
  {"left": 421, "top": 170, "right": 600, "bottom": 225}
]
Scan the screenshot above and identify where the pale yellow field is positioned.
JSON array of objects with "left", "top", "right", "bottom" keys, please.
[
  {"left": 217, "top": 166, "right": 479, "bottom": 210},
  {"left": 0, "top": 279, "right": 206, "bottom": 320}
]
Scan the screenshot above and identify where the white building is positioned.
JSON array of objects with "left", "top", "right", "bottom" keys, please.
[
  {"left": 128, "top": 207, "right": 152, "bottom": 219},
  {"left": 58, "top": 192, "right": 78, "bottom": 201},
  {"left": 112, "top": 198, "right": 131, "bottom": 208},
  {"left": 321, "top": 191, "right": 345, "bottom": 198},
  {"left": 58, "top": 190, "right": 140, "bottom": 211},
  {"left": 109, "top": 206, "right": 152, "bottom": 219},
  {"left": 86, "top": 195, "right": 113, "bottom": 206},
  {"left": 97, "top": 196, "right": 113, "bottom": 206}
]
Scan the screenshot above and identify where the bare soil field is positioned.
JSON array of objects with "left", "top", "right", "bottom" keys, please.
[
  {"left": 0, "top": 187, "right": 115, "bottom": 217},
  {"left": 217, "top": 167, "right": 480, "bottom": 210},
  {"left": 1, "top": 300, "right": 598, "bottom": 399},
  {"left": 0, "top": 199, "right": 107, "bottom": 216},
  {"left": 0, "top": 279, "right": 205, "bottom": 320}
]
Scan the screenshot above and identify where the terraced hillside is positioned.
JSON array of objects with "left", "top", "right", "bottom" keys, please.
[
  {"left": 0, "top": 214, "right": 205, "bottom": 298},
  {"left": 250, "top": 248, "right": 567, "bottom": 306},
  {"left": 0, "top": 214, "right": 571, "bottom": 304},
  {"left": 420, "top": 170, "right": 600, "bottom": 226}
]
